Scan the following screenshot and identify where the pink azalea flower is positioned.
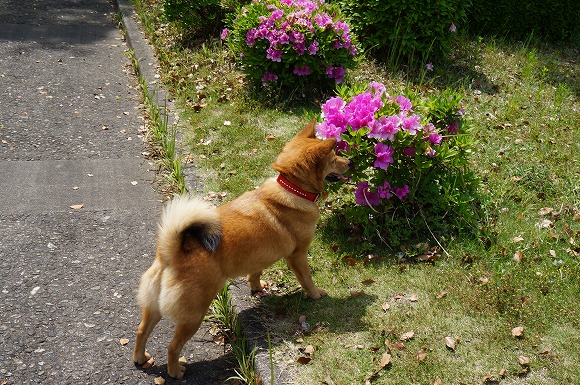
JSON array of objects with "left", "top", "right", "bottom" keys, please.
[
  {"left": 320, "top": 96, "right": 347, "bottom": 129},
  {"left": 246, "top": 28, "right": 257, "bottom": 46},
  {"left": 449, "top": 23, "right": 456, "bottom": 32},
  {"left": 266, "top": 48, "right": 282, "bottom": 62},
  {"left": 426, "top": 62, "right": 434, "bottom": 71},
  {"left": 447, "top": 120, "right": 459, "bottom": 134},
  {"left": 261, "top": 71, "right": 278, "bottom": 87},
  {"left": 294, "top": 42, "right": 306, "bottom": 55},
  {"left": 401, "top": 114, "right": 421, "bottom": 134},
  {"left": 374, "top": 142, "right": 395, "bottom": 169},
  {"left": 314, "top": 12, "right": 333, "bottom": 28},
  {"left": 368, "top": 115, "right": 400, "bottom": 141},
  {"left": 271, "top": 9, "right": 284, "bottom": 20},
  {"left": 394, "top": 185, "right": 410, "bottom": 200},
  {"left": 307, "top": 41, "right": 319, "bottom": 55},
  {"left": 396, "top": 95, "right": 413, "bottom": 113},
  {"left": 378, "top": 181, "right": 392, "bottom": 200},
  {"left": 344, "top": 92, "right": 379, "bottom": 131},
  {"left": 293, "top": 65, "right": 310, "bottom": 76},
  {"left": 355, "top": 182, "right": 380, "bottom": 206},
  {"left": 220, "top": 28, "right": 228, "bottom": 40},
  {"left": 369, "top": 81, "right": 387, "bottom": 98},
  {"left": 427, "top": 133, "right": 442, "bottom": 145},
  {"left": 315, "top": 122, "right": 343, "bottom": 141},
  {"left": 326, "top": 66, "right": 345, "bottom": 83}
]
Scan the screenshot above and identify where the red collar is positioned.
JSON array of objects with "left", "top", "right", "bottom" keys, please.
[{"left": 276, "top": 174, "right": 320, "bottom": 202}]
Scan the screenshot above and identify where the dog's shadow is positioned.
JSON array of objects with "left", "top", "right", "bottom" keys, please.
[
  {"left": 137, "top": 351, "right": 237, "bottom": 385},
  {"left": 232, "top": 279, "right": 377, "bottom": 338}
]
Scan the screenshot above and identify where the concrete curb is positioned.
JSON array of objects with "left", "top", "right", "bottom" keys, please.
[{"left": 112, "top": 1, "right": 286, "bottom": 383}]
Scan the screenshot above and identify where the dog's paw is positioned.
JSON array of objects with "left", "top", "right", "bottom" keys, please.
[
  {"left": 306, "top": 288, "right": 327, "bottom": 299},
  {"left": 251, "top": 287, "right": 270, "bottom": 298},
  {"left": 134, "top": 352, "right": 154, "bottom": 368},
  {"left": 167, "top": 363, "right": 186, "bottom": 380}
]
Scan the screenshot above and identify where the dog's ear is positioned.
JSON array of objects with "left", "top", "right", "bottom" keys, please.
[
  {"left": 319, "top": 137, "right": 337, "bottom": 153},
  {"left": 296, "top": 119, "right": 317, "bottom": 139}
]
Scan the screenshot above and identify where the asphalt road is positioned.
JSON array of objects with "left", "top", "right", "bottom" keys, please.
[{"left": 0, "top": 0, "right": 236, "bottom": 383}]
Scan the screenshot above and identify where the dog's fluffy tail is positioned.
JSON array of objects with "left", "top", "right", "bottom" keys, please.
[{"left": 157, "top": 196, "right": 222, "bottom": 262}]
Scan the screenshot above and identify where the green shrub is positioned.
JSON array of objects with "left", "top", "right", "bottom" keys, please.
[
  {"left": 332, "top": 0, "right": 471, "bottom": 63},
  {"left": 161, "top": 0, "right": 246, "bottom": 36},
  {"left": 467, "top": 0, "right": 579, "bottom": 43},
  {"left": 225, "top": 0, "right": 358, "bottom": 92}
]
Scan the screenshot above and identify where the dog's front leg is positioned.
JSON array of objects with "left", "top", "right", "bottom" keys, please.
[{"left": 285, "top": 250, "right": 327, "bottom": 299}]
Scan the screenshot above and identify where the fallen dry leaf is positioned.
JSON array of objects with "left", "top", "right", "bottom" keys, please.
[
  {"left": 141, "top": 357, "right": 154, "bottom": 369},
  {"left": 499, "top": 368, "right": 507, "bottom": 377},
  {"left": 517, "top": 355, "right": 530, "bottom": 367},
  {"left": 361, "top": 279, "right": 375, "bottom": 286},
  {"left": 511, "top": 326, "right": 524, "bottom": 337},
  {"left": 70, "top": 204, "right": 84, "bottom": 210},
  {"left": 304, "top": 345, "right": 315, "bottom": 355},
  {"left": 381, "top": 301, "right": 390, "bottom": 311},
  {"left": 409, "top": 294, "right": 419, "bottom": 302},
  {"left": 538, "top": 207, "right": 554, "bottom": 216},
  {"left": 482, "top": 375, "right": 500, "bottom": 385},
  {"left": 350, "top": 290, "right": 365, "bottom": 298},
  {"left": 265, "top": 134, "right": 276, "bottom": 140},
  {"left": 119, "top": 338, "right": 129, "bottom": 346},
  {"left": 154, "top": 376, "right": 165, "bottom": 385},
  {"left": 433, "top": 378, "right": 442, "bottom": 385},
  {"left": 416, "top": 348, "right": 428, "bottom": 362},
  {"left": 343, "top": 256, "right": 357, "bottom": 266},
  {"left": 513, "top": 236, "right": 525, "bottom": 243},
  {"left": 297, "top": 356, "right": 311, "bottom": 365},
  {"left": 390, "top": 341, "right": 406, "bottom": 351},
  {"left": 513, "top": 250, "right": 523, "bottom": 263},
  {"left": 379, "top": 352, "right": 391, "bottom": 367},
  {"left": 400, "top": 331, "right": 415, "bottom": 341},
  {"left": 213, "top": 334, "right": 225, "bottom": 345},
  {"left": 444, "top": 336, "right": 456, "bottom": 351},
  {"left": 436, "top": 291, "right": 448, "bottom": 299}
]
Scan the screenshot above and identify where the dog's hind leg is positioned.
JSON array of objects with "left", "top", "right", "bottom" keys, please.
[
  {"left": 133, "top": 306, "right": 162, "bottom": 365},
  {"left": 166, "top": 318, "right": 204, "bottom": 379}
]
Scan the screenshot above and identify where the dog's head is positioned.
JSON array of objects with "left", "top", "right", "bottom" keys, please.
[{"left": 273, "top": 120, "right": 352, "bottom": 193}]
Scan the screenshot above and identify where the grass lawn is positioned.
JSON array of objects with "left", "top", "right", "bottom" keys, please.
[{"left": 131, "top": 1, "right": 579, "bottom": 383}]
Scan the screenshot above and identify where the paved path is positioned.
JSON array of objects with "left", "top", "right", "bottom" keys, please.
[{"left": 0, "top": 0, "right": 235, "bottom": 383}]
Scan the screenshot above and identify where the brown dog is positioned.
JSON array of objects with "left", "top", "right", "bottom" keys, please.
[{"left": 133, "top": 120, "right": 351, "bottom": 379}]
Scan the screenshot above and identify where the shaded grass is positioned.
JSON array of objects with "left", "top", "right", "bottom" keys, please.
[{"left": 130, "top": 1, "right": 579, "bottom": 383}]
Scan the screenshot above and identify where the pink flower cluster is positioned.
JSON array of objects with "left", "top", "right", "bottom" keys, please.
[
  {"left": 244, "top": 0, "right": 356, "bottom": 86},
  {"left": 316, "top": 82, "right": 453, "bottom": 207},
  {"left": 316, "top": 81, "right": 434, "bottom": 144}
]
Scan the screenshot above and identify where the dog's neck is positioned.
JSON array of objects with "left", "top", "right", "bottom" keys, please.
[{"left": 276, "top": 174, "right": 320, "bottom": 202}]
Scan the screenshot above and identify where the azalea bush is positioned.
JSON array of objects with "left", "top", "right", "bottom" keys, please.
[
  {"left": 225, "top": 0, "right": 357, "bottom": 91},
  {"left": 317, "top": 82, "right": 479, "bottom": 245}
]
